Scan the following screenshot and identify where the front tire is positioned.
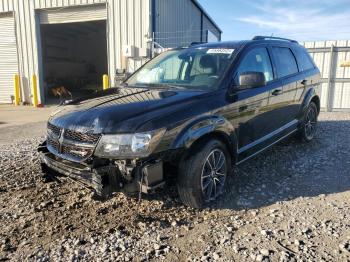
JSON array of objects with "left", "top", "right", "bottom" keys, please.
[
  {"left": 177, "top": 139, "right": 231, "bottom": 208},
  {"left": 298, "top": 101, "right": 318, "bottom": 142}
]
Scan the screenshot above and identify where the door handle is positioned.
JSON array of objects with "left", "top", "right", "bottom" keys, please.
[
  {"left": 301, "top": 79, "right": 308, "bottom": 85},
  {"left": 271, "top": 89, "right": 282, "bottom": 96}
]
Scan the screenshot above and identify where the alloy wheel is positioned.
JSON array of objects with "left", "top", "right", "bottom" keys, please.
[
  {"left": 305, "top": 106, "right": 317, "bottom": 140},
  {"left": 201, "top": 149, "right": 227, "bottom": 201}
]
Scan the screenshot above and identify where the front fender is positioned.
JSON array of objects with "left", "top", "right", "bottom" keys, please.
[{"left": 171, "top": 115, "right": 237, "bottom": 151}]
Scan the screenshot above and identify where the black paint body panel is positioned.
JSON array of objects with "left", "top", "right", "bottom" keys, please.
[{"left": 47, "top": 40, "right": 321, "bottom": 165}]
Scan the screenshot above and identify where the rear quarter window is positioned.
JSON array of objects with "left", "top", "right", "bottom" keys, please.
[
  {"left": 272, "top": 47, "right": 298, "bottom": 78},
  {"left": 293, "top": 48, "right": 315, "bottom": 71}
]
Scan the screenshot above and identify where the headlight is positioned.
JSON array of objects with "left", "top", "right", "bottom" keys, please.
[{"left": 94, "top": 128, "right": 166, "bottom": 158}]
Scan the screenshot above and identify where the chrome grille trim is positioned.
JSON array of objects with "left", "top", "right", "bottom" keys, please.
[
  {"left": 47, "top": 122, "right": 61, "bottom": 138},
  {"left": 47, "top": 137, "right": 59, "bottom": 151},
  {"left": 64, "top": 129, "right": 100, "bottom": 144},
  {"left": 62, "top": 138, "right": 96, "bottom": 149},
  {"left": 46, "top": 122, "right": 101, "bottom": 162}
]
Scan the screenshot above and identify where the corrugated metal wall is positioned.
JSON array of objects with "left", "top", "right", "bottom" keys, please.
[
  {"left": 33, "top": 0, "right": 106, "bottom": 9},
  {"left": 34, "top": 0, "right": 151, "bottom": 76},
  {"left": 0, "top": 14, "right": 19, "bottom": 103},
  {"left": 0, "top": 0, "right": 219, "bottom": 104},
  {"left": 0, "top": 0, "right": 14, "bottom": 12},
  {"left": 0, "top": 0, "right": 150, "bottom": 103},
  {"left": 39, "top": 4, "right": 107, "bottom": 24},
  {"left": 154, "top": 0, "right": 220, "bottom": 48},
  {"left": 107, "top": 0, "right": 150, "bottom": 75},
  {"left": 302, "top": 40, "right": 350, "bottom": 111},
  {"left": 12, "top": 0, "right": 40, "bottom": 103},
  {"left": 202, "top": 16, "right": 221, "bottom": 41},
  {"left": 155, "top": 0, "right": 201, "bottom": 48}
]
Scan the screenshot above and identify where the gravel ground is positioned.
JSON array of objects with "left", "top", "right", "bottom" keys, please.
[{"left": 0, "top": 112, "right": 349, "bottom": 261}]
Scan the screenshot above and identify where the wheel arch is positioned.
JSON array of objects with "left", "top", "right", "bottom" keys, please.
[
  {"left": 299, "top": 87, "right": 320, "bottom": 118},
  {"left": 310, "top": 95, "right": 320, "bottom": 114},
  {"left": 172, "top": 115, "right": 238, "bottom": 164}
]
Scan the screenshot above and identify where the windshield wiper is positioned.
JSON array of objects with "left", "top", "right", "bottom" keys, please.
[
  {"left": 120, "top": 82, "right": 128, "bottom": 87},
  {"left": 164, "top": 84, "right": 187, "bottom": 90},
  {"left": 126, "top": 83, "right": 189, "bottom": 90},
  {"left": 136, "top": 83, "right": 185, "bottom": 90}
]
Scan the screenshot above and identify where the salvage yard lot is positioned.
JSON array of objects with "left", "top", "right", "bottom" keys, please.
[{"left": 0, "top": 112, "right": 349, "bottom": 261}]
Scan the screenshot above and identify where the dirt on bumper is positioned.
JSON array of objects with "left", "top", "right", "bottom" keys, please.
[{"left": 39, "top": 143, "right": 123, "bottom": 197}]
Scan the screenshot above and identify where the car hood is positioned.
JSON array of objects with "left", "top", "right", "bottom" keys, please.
[{"left": 49, "top": 87, "right": 207, "bottom": 133}]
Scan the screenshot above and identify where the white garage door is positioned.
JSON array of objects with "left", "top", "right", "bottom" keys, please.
[
  {"left": 39, "top": 4, "right": 107, "bottom": 24},
  {"left": 0, "top": 14, "right": 18, "bottom": 103}
]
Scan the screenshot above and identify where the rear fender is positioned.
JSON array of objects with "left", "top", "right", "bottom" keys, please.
[{"left": 298, "top": 87, "right": 318, "bottom": 119}]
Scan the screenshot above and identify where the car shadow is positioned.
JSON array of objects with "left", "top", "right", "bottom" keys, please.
[
  {"left": 142, "top": 119, "right": 350, "bottom": 213},
  {"left": 212, "top": 119, "right": 350, "bottom": 210}
]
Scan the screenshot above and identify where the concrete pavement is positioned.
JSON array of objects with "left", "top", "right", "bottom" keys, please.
[
  {"left": 0, "top": 105, "right": 55, "bottom": 145},
  {"left": 0, "top": 105, "right": 54, "bottom": 128}
]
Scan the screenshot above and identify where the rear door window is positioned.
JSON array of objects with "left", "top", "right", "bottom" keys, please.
[
  {"left": 293, "top": 48, "right": 315, "bottom": 71},
  {"left": 272, "top": 47, "right": 298, "bottom": 78}
]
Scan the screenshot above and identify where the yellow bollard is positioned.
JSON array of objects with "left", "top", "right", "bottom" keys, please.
[
  {"left": 103, "top": 74, "right": 109, "bottom": 90},
  {"left": 31, "top": 75, "right": 39, "bottom": 107},
  {"left": 14, "top": 74, "right": 21, "bottom": 106}
]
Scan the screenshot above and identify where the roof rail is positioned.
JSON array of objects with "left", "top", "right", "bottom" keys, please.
[
  {"left": 189, "top": 41, "right": 207, "bottom": 46},
  {"left": 252, "top": 36, "right": 298, "bottom": 44}
]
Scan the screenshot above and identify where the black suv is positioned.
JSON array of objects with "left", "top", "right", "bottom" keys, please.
[{"left": 39, "top": 36, "right": 321, "bottom": 208}]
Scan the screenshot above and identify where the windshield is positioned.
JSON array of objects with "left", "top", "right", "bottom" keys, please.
[{"left": 126, "top": 47, "right": 236, "bottom": 91}]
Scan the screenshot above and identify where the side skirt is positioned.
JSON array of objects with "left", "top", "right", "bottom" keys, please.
[{"left": 236, "top": 119, "right": 299, "bottom": 165}]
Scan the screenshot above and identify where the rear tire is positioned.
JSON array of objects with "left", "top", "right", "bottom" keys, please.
[
  {"left": 298, "top": 101, "right": 318, "bottom": 142},
  {"left": 177, "top": 139, "right": 231, "bottom": 208}
]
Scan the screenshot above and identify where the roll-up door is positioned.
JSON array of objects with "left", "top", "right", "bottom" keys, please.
[
  {"left": 0, "top": 14, "right": 18, "bottom": 103},
  {"left": 39, "top": 4, "right": 107, "bottom": 24}
]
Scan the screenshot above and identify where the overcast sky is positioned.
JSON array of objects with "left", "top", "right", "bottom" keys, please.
[{"left": 199, "top": 0, "right": 350, "bottom": 41}]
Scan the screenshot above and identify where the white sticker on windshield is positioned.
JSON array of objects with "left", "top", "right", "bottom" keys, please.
[{"left": 207, "top": 48, "right": 234, "bottom": 54}]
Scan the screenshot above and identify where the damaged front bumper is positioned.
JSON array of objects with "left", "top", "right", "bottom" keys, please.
[{"left": 38, "top": 141, "right": 165, "bottom": 197}]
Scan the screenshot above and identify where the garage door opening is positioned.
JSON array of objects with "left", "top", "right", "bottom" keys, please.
[{"left": 40, "top": 20, "right": 107, "bottom": 104}]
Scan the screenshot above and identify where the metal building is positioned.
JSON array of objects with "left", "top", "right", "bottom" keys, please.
[
  {"left": 0, "top": 0, "right": 221, "bottom": 104},
  {"left": 302, "top": 40, "right": 350, "bottom": 112}
]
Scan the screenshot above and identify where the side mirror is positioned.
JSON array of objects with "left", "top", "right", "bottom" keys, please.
[{"left": 238, "top": 71, "right": 266, "bottom": 89}]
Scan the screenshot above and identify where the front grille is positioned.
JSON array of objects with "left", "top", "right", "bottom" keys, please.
[
  {"left": 64, "top": 129, "right": 100, "bottom": 144},
  {"left": 47, "top": 122, "right": 61, "bottom": 137},
  {"left": 47, "top": 137, "right": 59, "bottom": 151},
  {"left": 46, "top": 122, "right": 100, "bottom": 162}
]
